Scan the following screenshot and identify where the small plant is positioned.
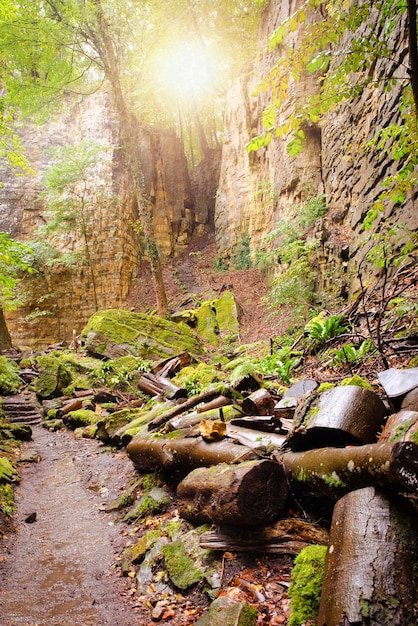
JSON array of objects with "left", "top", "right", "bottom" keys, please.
[
  {"left": 332, "top": 340, "right": 374, "bottom": 366},
  {"left": 288, "top": 544, "right": 327, "bottom": 626},
  {"left": 231, "top": 233, "right": 252, "bottom": 270},
  {"left": 259, "top": 349, "right": 300, "bottom": 384},
  {"left": 306, "top": 313, "right": 349, "bottom": 344}
]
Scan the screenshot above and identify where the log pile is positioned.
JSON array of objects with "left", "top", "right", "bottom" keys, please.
[{"left": 124, "top": 365, "right": 418, "bottom": 625}]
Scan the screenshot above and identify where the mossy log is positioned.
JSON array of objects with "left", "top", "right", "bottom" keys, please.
[
  {"left": 147, "top": 386, "right": 228, "bottom": 430},
  {"left": 200, "top": 518, "right": 329, "bottom": 554},
  {"left": 274, "top": 441, "right": 418, "bottom": 499},
  {"left": 177, "top": 460, "right": 288, "bottom": 527},
  {"left": 318, "top": 486, "right": 418, "bottom": 626},
  {"left": 379, "top": 409, "right": 418, "bottom": 443},
  {"left": 127, "top": 435, "right": 258, "bottom": 472},
  {"left": 287, "top": 385, "right": 387, "bottom": 451}
]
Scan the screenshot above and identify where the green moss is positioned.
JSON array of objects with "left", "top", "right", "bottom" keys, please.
[
  {"left": 172, "top": 362, "right": 225, "bottom": 395},
  {"left": 388, "top": 416, "right": 417, "bottom": 442},
  {"left": 162, "top": 540, "right": 202, "bottom": 590},
  {"left": 323, "top": 471, "right": 348, "bottom": 489},
  {"left": 82, "top": 309, "right": 204, "bottom": 360},
  {"left": 0, "top": 356, "right": 22, "bottom": 394},
  {"left": 340, "top": 375, "right": 372, "bottom": 390},
  {"left": 0, "top": 457, "right": 18, "bottom": 484},
  {"left": 0, "top": 483, "right": 15, "bottom": 518},
  {"left": 288, "top": 544, "right": 327, "bottom": 626},
  {"left": 214, "top": 291, "right": 240, "bottom": 335},
  {"left": 65, "top": 409, "right": 99, "bottom": 429},
  {"left": 196, "top": 301, "right": 220, "bottom": 347},
  {"left": 317, "top": 382, "right": 335, "bottom": 393}
]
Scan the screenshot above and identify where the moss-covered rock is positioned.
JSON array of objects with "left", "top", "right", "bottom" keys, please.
[
  {"left": 162, "top": 540, "right": 203, "bottom": 590},
  {"left": 214, "top": 291, "right": 240, "bottom": 336},
  {"left": 65, "top": 409, "right": 99, "bottom": 429},
  {"left": 0, "top": 457, "right": 19, "bottom": 484},
  {"left": 82, "top": 309, "right": 204, "bottom": 361},
  {"left": 29, "top": 352, "right": 94, "bottom": 398},
  {"left": 0, "top": 356, "right": 22, "bottom": 395},
  {"left": 194, "top": 597, "right": 258, "bottom": 626},
  {"left": 196, "top": 301, "right": 220, "bottom": 346}
]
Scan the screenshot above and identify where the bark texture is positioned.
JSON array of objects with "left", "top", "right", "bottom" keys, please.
[
  {"left": 177, "top": 460, "right": 288, "bottom": 527},
  {"left": 318, "top": 486, "right": 418, "bottom": 626}
]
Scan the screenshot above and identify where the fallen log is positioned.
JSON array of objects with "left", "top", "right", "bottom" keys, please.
[
  {"left": 137, "top": 372, "right": 187, "bottom": 400},
  {"left": 274, "top": 441, "right": 418, "bottom": 498},
  {"left": 318, "top": 486, "right": 418, "bottom": 626},
  {"left": 241, "top": 389, "right": 276, "bottom": 416},
  {"left": 147, "top": 386, "right": 229, "bottom": 430},
  {"left": 200, "top": 518, "right": 329, "bottom": 554},
  {"left": 177, "top": 460, "right": 288, "bottom": 527},
  {"left": 379, "top": 409, "right": 418, "bottom": 443},
  {"left": 127, "top": 435, "right": 258, "bottom": 472},
  {"left": 287, "top": 385, "right": 387, "bottom": 451}
]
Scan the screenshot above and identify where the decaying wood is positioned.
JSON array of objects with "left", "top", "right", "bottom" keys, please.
[
  {"left": 127, "top": 434, "right": 258, "bottom": 472},
  {"left": 196, "top": 395, "right": 233, "bottom": 413},
  {"left": 241, "top": 389, "right": 276, "bottom": 416},
  {"left": 379, "top": 409, "right": 418, "bottom": 443},
  {"left": 177, "top": 460, "right": 288, "bottom": 527},
  {"left": 137, "top": 372, "right": 187, "bottom": 400},
  {"left": 274, "top": 441, "right": 418, "bottom": 498},
  {"left": 152, "top": 352, "right": 191, "bottom": 378},
  {"left": 318, "top": 486, "right": 418, "bottom": 626},
  {"left": 147, "top": 386, "right": 228, "bottom": 430},
  {"left": 200, "top": 518, "right": 329, "bottom": 554},
  {"left": 226, "top": 424, "right": 286, "bottom": 452},
  {"left": 287, "top": 385, "right": 387, "bottom": 451}
]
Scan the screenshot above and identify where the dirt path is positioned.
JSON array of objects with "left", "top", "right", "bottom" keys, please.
[{"left": 0, "top": 425, "right": 140, "bottom": 626}]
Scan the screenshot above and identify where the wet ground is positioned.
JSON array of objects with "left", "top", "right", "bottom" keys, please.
[{"left": 0, "top": 425, "right": 139, "bottom": 626}]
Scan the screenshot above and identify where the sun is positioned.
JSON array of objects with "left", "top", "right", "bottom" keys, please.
[{"left": 159, "top": 41, "right": 214, "bottom": 100}]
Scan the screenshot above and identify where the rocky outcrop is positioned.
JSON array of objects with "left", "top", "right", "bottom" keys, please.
[
  {"left": 1, "top": 91, "right": 197, "bottom": 348},
  {"left": 215, "top": 1, "right": 417, "bottom": 296}
]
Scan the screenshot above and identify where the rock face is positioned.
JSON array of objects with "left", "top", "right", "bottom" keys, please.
[
  {"left": 215, "top": 1, "right": 417, "bottom": 296},
  {"left": 0, "top": 92, "right": 197, "bottom": 348}
]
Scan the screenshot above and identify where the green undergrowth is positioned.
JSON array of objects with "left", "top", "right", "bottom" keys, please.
[{"left": 288, "top": 544, "right": 327, "bottom": 626}]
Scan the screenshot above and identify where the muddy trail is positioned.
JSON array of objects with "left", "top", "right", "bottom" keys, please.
[{"left": 0, "top": 425, "right": 139, "bottom": 626}]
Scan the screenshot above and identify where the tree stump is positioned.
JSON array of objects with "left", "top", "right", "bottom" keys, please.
[{"left": 318, "top": 486, "right": 418, "bottom": 625}]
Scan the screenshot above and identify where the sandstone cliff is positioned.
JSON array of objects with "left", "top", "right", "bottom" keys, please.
[{"left": 215, "top": 0, "right": 417, "bottom": 297}]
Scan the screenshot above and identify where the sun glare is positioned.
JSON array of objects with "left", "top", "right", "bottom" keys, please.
[{"left": 159, "top": 42, "right": 215, "bottom": 100}]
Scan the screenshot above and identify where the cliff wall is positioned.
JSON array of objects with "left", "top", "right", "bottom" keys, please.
[
  {"left": 1, "top": 91, "right": 196, "bottom": 348},
  {"left": 215, "top": 0, "right": 417, "bottom": 298}
]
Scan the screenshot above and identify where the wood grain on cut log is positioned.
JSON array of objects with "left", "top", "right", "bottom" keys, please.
[
  {"left": 200, "top": 518, "right": 329, "bottom": 554},
  {"left": 177, "top": 460, "right": 288, "bottom": 527},
  {"left": 318, "top": 486, "right": 418, "bottom": 626},
  {"left": 126, "top": 435, "right": 258, "bottom": 472},
  {"left": 274, "top": 441, "right": 418, "bottom": 498}
]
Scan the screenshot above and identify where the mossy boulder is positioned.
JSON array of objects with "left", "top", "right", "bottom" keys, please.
[
  {"left": 65, "top": 409, "right": 99, "bottom": 429},
  {"left": 162, "top": 540, "right": 203, "bottom": 590},
  {"left": 195, "top": 292, "right": 240, "bottom": 347},
  {"left": 30, "top": 352, "right": 93, "bottom": 398},
  {"left": 0, "top": 356, "right": 22, "bottom": 395},
  {"left": 194, "top": 597, "right": 257, "bottom": 626},
  {"left": 82, "top": 309, "right": 204, "bottom": 361}
]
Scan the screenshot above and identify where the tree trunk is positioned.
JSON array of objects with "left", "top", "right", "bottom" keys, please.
[
  {"left": 274, "top": 441, "right": 418, "bottom": 498},
  {"left": 318, "top": 486, "right": 418, "bottom": 625},
  {"left": 0, "top": 307, "right": 12, "bottom": 351},
  {"left": 92, "top": 0, "right": 168, "bottom": 317},
  {"left": 126, "top": 434, "right": 258, "bottom": 472},
  {"left": 177, "top": 460, "right": 288, "bottom": 527}
]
